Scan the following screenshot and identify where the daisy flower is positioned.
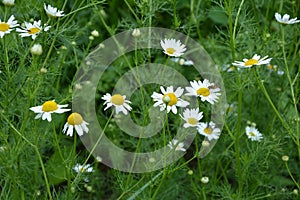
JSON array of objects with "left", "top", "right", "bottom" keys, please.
[
  {"left": 232, "top": 54, "right": 272, "bottom": 68},
  {"left": 160, "top": 38, "right": 186, "bottom": 57},
  {"left": 44, "top": 4, "right": 65, "bottom": 18},
  {"left": 151, "top": 86, "right": 189, "bottom": 114},
  {"left": 73, "top": 163, "right": 94, "bottom": 173},
  {"left": 180, "top": 108, "right": 203, "bottom": 128},
  {"left": 245, "top": 126, "right": 263, "bottom": 141},
  {"left": 102, "top": 93, "right": 132, "bottom": 115},
  {"left": 170, "top": 58, "right": 194, "bottom": 66},
  {"left": 275, "top": 13, "right": 300, "bottom": 24},
  {"left": 16, "top": 20, "right": 51, "bottom": 40},
  {"left": 185, "top": 79, "right": 221, "bottom": 105},
  {"left": 197, "top": 121, "right": 221, "bottom": 141},
  {"left": 167, "top": 139, "right": 186, "bottom": 152},
  {"left": 29, "top": 100, "right": 70, "bottom": 122},
  {"left": 0, "top": 15, "right": 19, "bottom": 38},
  {"left": 63, "top": 112, "right": 89, "bottom": 137},
  {"left": 2, "top": 0, "right": 14, "bottom": 6}
]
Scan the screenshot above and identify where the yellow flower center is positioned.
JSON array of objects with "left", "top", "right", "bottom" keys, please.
[
  {"left": 204, "top": 127, "right": 213, "bottom": 134},
  {"left": 249, "top": 132, "right": 256, "bottom": 137},
  {"left": 67, "top": 112, "right": 83, "bottom": 125},
  {"left": 166, "top": 47, "right": 176, "bottom": 55},
  {"left": 42, "top": 101, "right": 58, "bottom": 112},
  {"left": 162, "top": 93, "right": 178, "bottom": 106},
  {"left": 110, "top": 94, "right": 124, "bottom": 105},
  {"left": 0, "top": 23, "right": 9, "bottom": 32},
  {"left": 267, "top": 64, "right": 273, "bottom": 69},
  {"left": 187, "top": 118, "right": 198, "bottom": 125},
  {"left": 245, "top": 59, "right": 258, "bottom": 66},
  {"left": 28, "top": 27, "right": 40, "bottom": 34},
  {"left": 80, "top": 167, "right": 85, "bottom": 172},
  {"left": 197, "top": 88, "right": 210, "bottom": 97}
]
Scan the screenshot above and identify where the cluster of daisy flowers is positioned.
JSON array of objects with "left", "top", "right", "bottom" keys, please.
[
  {"left": 230, "top": 12, "right": 300, "bottom": 71},
  {"left": 0, "top": 3, "right": 64, "bottom": 39},
  {"left": 100, "top": 38, "right": 223, "bottom": 152},
  {"left": 30, "top": 100, "right": 89, "bottom": 137}
]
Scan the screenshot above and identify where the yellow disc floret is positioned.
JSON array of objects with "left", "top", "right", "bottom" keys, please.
[
  {"left": 163, "top": 93, "right": 178, "bottom": 106},
  {"left": 0, "top": 23, "right": 9, "bottom": 32},
  {"left": 28, "top": 27, "right": 40, "bottom": 34},
  {"left": 204, "top": 127, "right": 213, "bottom": 135},
  {"left": 110, "top": 94, "right": 124, "bottom": 105},
  {"left": 197, "top": 88, "right": 210, "bottom": 97},
  {"left": 248, "top": 132, "right": 256, "bottom": 137},
  {"left": 245, "top": 59, "right": 258, "bottom": 66},
  {"left": 187, "top": 118, "right": 198, "bottom": 125},
  {"left": 67, "top": 112, "right": 83, "bottom": 125},
  {"left": 42, "top": 101, "right": 58, "bottom": 112},
  {"left": 166, "top": 47, "right": 176, "bottom": 55}
]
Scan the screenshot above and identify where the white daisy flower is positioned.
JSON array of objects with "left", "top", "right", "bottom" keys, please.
[
  {"left": 185, "top": 79, "right": 221, "bottom": 105},
  {"left": 102, "top": 93, "right": 132, "bottom": 115},
  {"left": 201, "top": 176, "right": 209, "bottom": 184},
  {"left": 73, "top": 163, "right": 94, "bottom": 173},
  {"left": 245, "top": 126, "right": 263, "bottom": 141},
  {"left": 16, "top": 20, "right": 51, "bottom": 40},
  {"left": 151, "top": 86, "right": 189, "bottom": 114},
  {"left": 160, "top": 38, "right": 186, "bottom": 57},
  {"left": 180, "top": 108, "right": 203, "bottom": 128},
  {"left": 167, "top": 139, "right": 186, "bottom": 152},
  {"left": 267, "top": 64, "right": 284, "bottom": 76},
  {"left": 44, "top": 4, "right": 65, "bottom": 18},
  {"left": 2, "top": 0, "right": 14, "bottom": 6},
  {"left": 63, "top": 112, "right": 89, "bottom": 137},
  {"left": 275, "top": 13, "right": 300, "bottom": 24},
  {"left": 30, "top": 44, "right": 43, "bottom": 55},
  {"left": 197, "top": 121, "right": 220, "bottom": 141},
  {"left": 29, "top": 100, "right": 70, "bottom": 122},
  {"left": 132, "top": 28, "right": 141, "bottom": 37},
  {"left": 0, "top": 15, "right": 19, "bottom": 38},
  {"left": 170, "top": 58, "right": 194, "bottom": 66},
  {"left": 232, "top": 54, "right": 272, "bottom": 68}
]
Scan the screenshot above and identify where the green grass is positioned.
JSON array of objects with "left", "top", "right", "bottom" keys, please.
[{"left": 0, "top": 0, "right": 300, "bottom": 199}]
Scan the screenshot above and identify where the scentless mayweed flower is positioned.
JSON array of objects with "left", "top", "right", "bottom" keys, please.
[
  {"left": 102, "top": 93, "right": 132, "bottom": 115},
  {"left": 201, "top": 176, "right": 209, "bottom": 184},
  {"left": 160, "top": 38, "right": 186, "bottom": 57},
  {"left": 232, "top": 54, "right": 272, "bottom": 68},
  {"left": 91, "top": 30, "right": 99, "bottom": 37},
  {"left": 245, "top": 126, "right": 263, "bottom": 141},
  {"left": 30, "top": 100, "right": 70, "bottom": 122},
  {"left": 44, "top": 4, "right": 65, "bottom": 18},
  {"left": 170, "top": 58, "right": 194, "bottom": 66},
  {"left": 16, "top": 20, "right": 51, "bottom": 40},
  {"left": 151, "top": 86, "right": 189, "bottom": 114},
  {"left": 132, "top": 28, "right": 141, "bottom": 37},
  {"left": 73, "top": 163, "right": 94, "bottom": 173},
  {"left": 198, "top": 121, "right": 221, "bottom": 141},
  {"left": 0, "top": 15, "right": 19, "bottom": 38},
  {"left": 167, "top": 139, "right": 186, "bottom": 152},
  {"left": 2, "top": 0, "right": 14, "bottom": 6},
  {"left": 63, "top": 112, "right": 89, "bottom": 137},
  {"left": 281, "top": 155, "right": 289, "bottom": 162},
  {"left": 185, "top": 79, "right": 221, "bottom": 105},
  {"left": 275, "top": 13, "right": 300, "bottom": 24},
  {"left": 180, "top": 108, "right": 203, "bottom": 128},
  {"left": 30, "top": 44, "right": 43, "bottom": 55}
]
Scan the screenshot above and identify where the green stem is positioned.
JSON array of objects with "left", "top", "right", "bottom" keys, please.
[
  {"left": 71, "top": 111, "right": 114, "bottom": 186},
  {"left": 1, "top": 113, "right": 52, "bottom": 200},
  {"left": 285, "top": 162, "right": 300, "bottom": 190},
  {"left": 253, "top": 69, "right": 294, "bottom": 142},
  {"left": 280, "top": 26, "right": 300, "bottom": 160}
]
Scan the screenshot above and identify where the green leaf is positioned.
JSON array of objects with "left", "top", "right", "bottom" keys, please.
[{"left": 208, "top": 6, "right": 228, "bottom": 25}]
